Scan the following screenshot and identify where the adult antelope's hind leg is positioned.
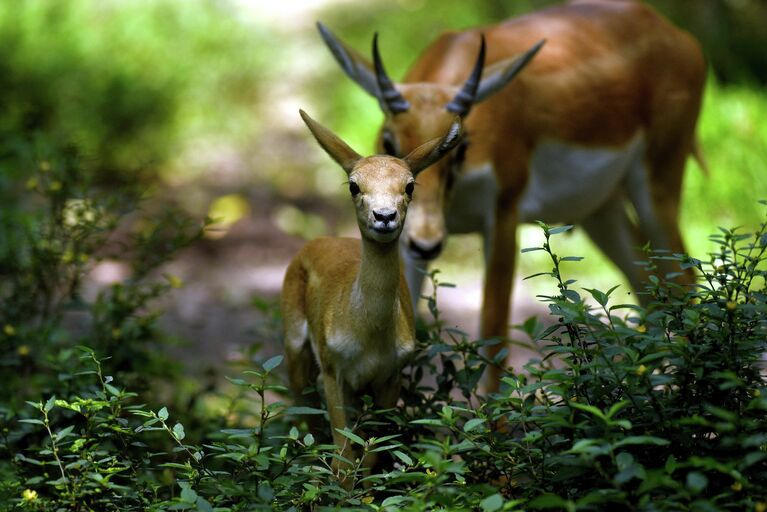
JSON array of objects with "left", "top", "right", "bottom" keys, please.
[
  {"left": 631, "top": 141, "right": 695, "bottom": 290},
  {"left": 480, "top": 203, "right": 518, "bottom": 393},
  {"left": 581, "top": 195, "right": 647, "bottom": 298},
  {"left": 401, "top": 246, "right": 429, "bottom": 316}
]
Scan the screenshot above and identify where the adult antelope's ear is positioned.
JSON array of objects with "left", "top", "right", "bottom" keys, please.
[
  {"left": 299, "top": 110, "right": 362, "bottom": 174},
  {"left": 317, "top": 22, "right": 379, "bottom": 98},
  {"left": 474, "top": 39, "right": 545, "bottom": 103},
  {"left": 317, "top": 22, "right": 409, "bottom": 115},
  {"left": 404, "top": 118, "right": 463, "bottom": 176}
]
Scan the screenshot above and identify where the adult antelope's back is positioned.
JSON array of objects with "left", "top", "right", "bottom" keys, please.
[{"left": 319, "top": 0, "right": 707, "bottom": 391}]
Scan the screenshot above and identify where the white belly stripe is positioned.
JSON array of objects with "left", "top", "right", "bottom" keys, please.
[{"left": 518, "top": 135, "right": 645, "bottom": 223}]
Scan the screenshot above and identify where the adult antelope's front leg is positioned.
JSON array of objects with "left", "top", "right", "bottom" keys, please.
[
  {"left": 480, "top": 200, "right": 518, "bottom": 393},
  {"left": 401, "top": 248, "right": 429, "bottom": 315}
]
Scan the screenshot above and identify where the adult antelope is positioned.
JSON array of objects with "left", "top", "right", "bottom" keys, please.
[
  {"left": 282, "top": 110, "right": 461, "bottom": 483},
  {"left": 318, "top": 0, "right": 707, "bottom": 391}
]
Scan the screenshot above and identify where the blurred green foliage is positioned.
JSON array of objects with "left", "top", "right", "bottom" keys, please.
[{"left": 0, "top": 0, "right": 270, "bottom": 186}]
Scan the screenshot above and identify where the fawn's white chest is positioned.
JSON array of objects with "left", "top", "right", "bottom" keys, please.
[{"left": 326, "top": 330, "right": 413, "bottom": 391}]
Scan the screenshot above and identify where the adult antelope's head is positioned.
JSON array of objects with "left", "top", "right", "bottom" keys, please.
[
  {"left": 300, "top": 109, "right": 462, "bottom": 245},
  {"left": 318, "top": 23, "right": 543, "bottom": 260}
]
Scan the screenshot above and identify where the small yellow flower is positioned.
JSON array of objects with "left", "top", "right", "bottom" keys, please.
[
  {"left": 167, "top": 274, "right": 184, "bottom": 289},
  {"left": 49, "top": 180, "right": 63, "bottom": 192},
  {"left": 636, "top": 364, "right": 648, "bottom": 376},
  {"left": 22, "top": 489, "right": 38, "bottom": 501},
  {"left": 426, "top": 468, "right": 437, "bottom": 478},
  {"left": 754, "top": 389, "right": 762, "bottom": 397},
  {"left": 39, "top": 161, "right": 51, "bottom": 172},
  {"left": 361, "top": 496, "right": 374, "bottom": 504},
  {"left": 636, "top": 324, "right": 647, "bottom": 333},
  {"left": 17, "top": 345, "right": 30, "bottom": 357},
  {"left": 755, "top": 501, "right": 767, "bottom": 512},
  {"left": 730, "top": 481, "right": 742, "bottom": 492},
  {"left": 26, "top": 177, "right": 39, "bottom": 190},
  {"left": 111, "top": 327, "right": 122, "bottom": 339},
  {"left": 726, "top": 301, "right": 737, "bottom": 311},
  {"left": 4, "top": 325, "right": 16, "bottom": 336}
]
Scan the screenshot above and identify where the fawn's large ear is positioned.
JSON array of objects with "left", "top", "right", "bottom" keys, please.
[
  {"left": 403, "top": 118, "right": 463, "bottom": 176},
  {"left": 300, "top": 110, "right": 362, "bottom": 174}
]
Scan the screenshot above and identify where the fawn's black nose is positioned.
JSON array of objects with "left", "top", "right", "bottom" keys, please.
[{"left": 373, "top": 208, "right": 397, "bottom": 223}]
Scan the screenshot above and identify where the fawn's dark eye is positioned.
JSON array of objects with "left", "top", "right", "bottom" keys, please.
[
  {"left": 349, "top": 182, "right": 360, "bottom": 196},
  {"left": 382, "top": 130, "right": 398, "bottom": 156},
  {"left": 405, "top": 182, "right": 415, "bottom": 197}
]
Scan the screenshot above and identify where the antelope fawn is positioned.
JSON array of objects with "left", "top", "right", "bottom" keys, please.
[{"left": 282, "top": 110, "right": 461, "bottom": 482}]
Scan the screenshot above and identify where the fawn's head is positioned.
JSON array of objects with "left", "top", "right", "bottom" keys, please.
[{"left": 299, "top": 110, "right": 462, "bottom": 244}]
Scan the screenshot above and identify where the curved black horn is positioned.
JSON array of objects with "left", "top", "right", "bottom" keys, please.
[
  {"left": 372, "top": 33, "right": 410, "bottom": 114},
  {"left": 446, "top": 35, "right": 486, "bottom": 117}
]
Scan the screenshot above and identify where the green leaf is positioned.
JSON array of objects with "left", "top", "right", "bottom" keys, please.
[
  {"left": 570, "top": 402, "right": 607, "bottom": 421},
  {"left": 613, "top": 436, "right": 670, "bottom": 448},
  {"left": 335, "top": 428, "right": 365, "bottom": 446},
  {"left": 665, "top": 454, "right": 677, "bottom": 474},
  {"left": 548, "top": 224, "right": 574, "bottom": 235},
  {"left": 284, "top": 406, "right": 326, "bottom": 415},
  {"left": 584, "top": 288, "right": 608, "bottom": 307},
  {"left": 179, "top": 483, "right": 197, "bottom": 504},
  {"left": 18, "top": 419, "right": 45, "bottom": 426},
  {"left": 303, "top": 433, "right": 314, "bottom": 447},
  {"left": 104, "top": 383, "right": 121, "bottom": 397},
  {"left": 463, "top": 418, "right": 486, "bottom": 432},
  {"left": 392, "top": 450, "right": 412, "bottom": 465},
  {"left": 289, "top": 426, "right": 299, "bottom": 440},
  {"left": 528, "top": 493, "right": 569, "bottom": 509},
  {"left": 196, "top": 496, "right": 214, "bottom": 512},
  {"left": 55, "top": 425, "right": 74, "bottom": 441},
  {"left": 172, "top": 423, "right": 185, "bottom": 441},
  {"left": 521, "top": 246, "right": 545, "bottom": 253},
  {"left": 262, "top": 355, "right": 283, "bottom": 372},
  {"left": 44, "top": 396, "right": 56, "bottom": 413},
  {"left": 157, "top": 407, "right": 169, "bottom": 421},
  {"left": 410, "top": 419, "right": 445, "bottom": 426},
  {"left": 605, "top": 400, "right": 630, "bottom": 419},
  {"left": 480, "top": 493, "right": 504, "bottom": 512},
  {"left": 524, "top": 272, "right": 553, "bottom": 281},
  {"left": 686, "top": 471, "right": 708, "bottom": 493},
  {"left": 382, "top": 496, "right": 408, "bottom": 507}
]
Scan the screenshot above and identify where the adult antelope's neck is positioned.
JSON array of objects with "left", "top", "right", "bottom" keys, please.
[{"left": 352, "top": 238, "right": 401, "bottom": 329}]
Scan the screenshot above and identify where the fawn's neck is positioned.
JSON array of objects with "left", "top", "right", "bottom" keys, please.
[{"left": 351, "top": 237, "right": 401, "bottom": 333}]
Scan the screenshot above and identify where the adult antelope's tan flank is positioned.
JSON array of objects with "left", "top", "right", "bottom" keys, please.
[
  {"left": 318, "top": 0, "right": 707, "bottom": 391},
  {"left": 282, "top": 110, "right": 461, "bottom": 481}
]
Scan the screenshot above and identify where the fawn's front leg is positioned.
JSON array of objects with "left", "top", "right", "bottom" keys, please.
[{"left": 322, "top": 371, "right": 355, "bottom": 488}]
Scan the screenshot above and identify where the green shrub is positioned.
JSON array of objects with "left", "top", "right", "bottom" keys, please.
[{"left": 3, "top": 167, "right": 766, "bottom": 509}]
